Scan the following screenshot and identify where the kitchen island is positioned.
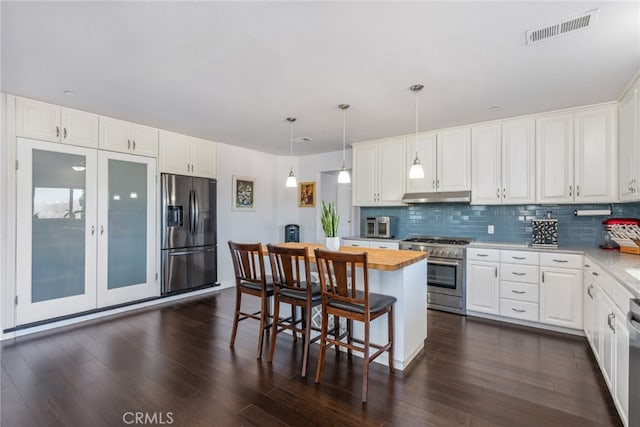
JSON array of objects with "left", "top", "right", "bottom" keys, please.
[{"left": 266, "top": 243, "right": 428, "bottom": 370}]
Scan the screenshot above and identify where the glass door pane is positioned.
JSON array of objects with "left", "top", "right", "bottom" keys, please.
[
  {"left": 97, "top": 151, "right": 157, "bottom": 307},
  {"left": 16, "top": 139, "right": 97, "bottom": 325},
  {"left": 31, "top": 150, "right": 87, "bottom": 301},
  {"left": 107, "top": 159, "right": 147, "bottom": 289}
]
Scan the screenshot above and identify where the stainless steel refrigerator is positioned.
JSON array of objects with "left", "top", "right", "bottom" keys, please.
[{"left": 161, "top": 174, "right": 217, "bottom": 294}]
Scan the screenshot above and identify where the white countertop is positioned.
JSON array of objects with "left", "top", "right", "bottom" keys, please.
[{"left": 468, "top": 241, "right": 640, "bottom": 299}]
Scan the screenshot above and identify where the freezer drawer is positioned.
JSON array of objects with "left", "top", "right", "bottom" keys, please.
[{"left": 162, "top": 246, "right": 218, "bottom": 294}]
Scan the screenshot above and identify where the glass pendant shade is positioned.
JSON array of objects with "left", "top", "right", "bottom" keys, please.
[
  {"left": 286, "top": 169, "right": 297, "bottom": 187},
  {"left": 338, "top": 164, "right": 351, "bottom": 184},
  {"left": 409, "top": 157, "right": 425, "bottom": 179}
]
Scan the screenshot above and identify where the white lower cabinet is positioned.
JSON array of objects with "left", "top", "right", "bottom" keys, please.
[
  {"left": 583, "top": 257, "right": 630, "bottom": 426},
  {"left": 539, "top": 266, "right": 583, "bottom": 329},
  {"left": 15, "top": 138, "right": 158, "bottom": 325},
  {"left": 466, "top": 249, "right": 500, "bottom": 314},
  {"left": 341, "top": 239, "right": 399, "bottom": 250}
]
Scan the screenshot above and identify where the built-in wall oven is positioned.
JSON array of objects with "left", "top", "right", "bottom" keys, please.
[{"left": 399, "top": 236, "right": 472, "bottom": 315}]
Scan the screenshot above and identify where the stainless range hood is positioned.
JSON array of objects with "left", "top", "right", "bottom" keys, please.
[{"left": 401, "top": 191, "right": 471, "bottom": 204}]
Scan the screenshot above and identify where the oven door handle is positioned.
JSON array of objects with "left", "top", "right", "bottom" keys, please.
[{"left": 429, "top": 260, "right": 461, "bottom": 267}]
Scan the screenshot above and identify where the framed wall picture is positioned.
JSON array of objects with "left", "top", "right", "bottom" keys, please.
[
  {"left": 232, "top": 176, "right": 255, "bottom": 211},
  {"left": 298, "top": 181, "right": 316, "bottom": 207}
]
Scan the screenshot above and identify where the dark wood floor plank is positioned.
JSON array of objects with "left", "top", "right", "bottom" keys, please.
[{"left": 1, "top": 288, "right": 623, "bottom": 427}]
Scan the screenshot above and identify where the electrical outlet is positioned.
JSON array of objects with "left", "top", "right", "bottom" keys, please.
[{"left": 488, "top": 225, "right": 494, "bottom": 234}]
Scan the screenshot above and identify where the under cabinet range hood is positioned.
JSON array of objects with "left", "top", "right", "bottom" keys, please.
[{"left": 401, "top": 191, "right": 471, "bottom": 204}]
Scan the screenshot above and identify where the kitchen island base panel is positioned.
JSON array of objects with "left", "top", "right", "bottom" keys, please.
[{"left": 347, "top": 259, "right": 428, "bottom": 370}]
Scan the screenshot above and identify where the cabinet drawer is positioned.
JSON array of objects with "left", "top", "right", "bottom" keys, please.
[
  {"left": 500, "top": 281, "right": 539, "bottom": 303},
  {"left": 341, "top": 240, "right": 368, "bottom": 248},
  {"left": 540, "top": 252, "right": 583, "bottom": 269},
  {"left": 500, "top": 250, "right": 539, "bottom": 265},
  {"left": 500, "top": 299, "right": 539, "bottom": 322},
  {"left": 500, "top": 264, "right": 539, "bottom": 283},
  {"left": 467, "top": 248, "right": 500, "bottom": 262},
  {"left": 369, "top": 241, "right": 399, "bottom": 250}
]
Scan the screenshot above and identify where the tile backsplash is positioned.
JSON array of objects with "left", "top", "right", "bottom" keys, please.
[{"left": 361, "top": 203, "right": 640, "bottom": 248}]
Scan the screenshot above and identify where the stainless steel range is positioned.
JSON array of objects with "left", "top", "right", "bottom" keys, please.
[{"left": 399, "top": 236, "right": 473, "bottom": 315}]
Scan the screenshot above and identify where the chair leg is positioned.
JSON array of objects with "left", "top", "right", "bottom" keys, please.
[
  {"left": 292, "top": 306, "right": 299, "bottom": 343},
  {"left": 301, "top": 304, "right": 312, "bottom": 377},
  {"left": 315, "top": 308, "right": 329, "bottom": 384},
  {"left": 268, "top": 296, "right": 281, "bottom": 363},
  {"left": 362, "top": 321, "right": 370, "bottom": 403},
  {"left": 230, "top": 289, "right": 242, "bottom": 348},
  {"left": 347, "top": 319, "right": 353, "bottom": 360},
  {"left": 388, "top": 306, "right": 395, "bottom": 373},
  {"left": 334, "top": 316, "right": 341, "bottom": 354},
  {"left": 257, "top": 294, "right": 269, "bottom": 359}
]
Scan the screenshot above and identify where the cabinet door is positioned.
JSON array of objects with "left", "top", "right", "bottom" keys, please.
[
  {"left": 437, "top": 128, "right": 471, "bottom": 191},
  {"left": 15, "top": 138, "right": 98, "bottom": 325},
  {"left": 16, "top": 98, "right": 61, "bottom": 143},
  {"left": 466, "top": 261, "right": 499, "bottom": 314},
  {"left": 599, "top": 293, "right": 616, "bottom": 390},
  {"left": 574, "top": 107, "right": 616, "bottom": 202},
  {"left": 583, "top": 274, "right": 598, "bottom": 354},
  {"left": 406, "top": 132, "right": 437, "bottom": 193},
  {"left": 352, "top": 144, "right": 378, "bottom": 206},
  {"left": 536, "top": 114, "right": 574, "bottom": 203},
  {"left": 502, "top": 118, "right": 535, "bottom": 204},
  {"left": 540, "top": 267, "right": 583, "bottom": 329},
  {"left": 618, "top": 87, "right": 637, "bottom": 201},
  {"left": 99, "top": 116, "right": 132, "bottom": 153},
  {"left": 60, "top": 108, "right": 99, "bottom": 148},
  {"left": 190, "top": 137, "right": 217, "bottom": 179},
  {"left": 130, "top": 124, "right": 158, "bottom": 157},
  {"left": 97, "top": 151, "right": 157, "bottom": 307},
  {"left": 615, "top": 314, "right": 629, "bottom": 426},
  {"left": 471, "top": 124, "right": 501, "bottom": 205},
  {"left": 378, "top": 138, "right": 406, "bottom": 205},
  {"left": 159, "top": 130, "right": 191, "bottom": 175}
]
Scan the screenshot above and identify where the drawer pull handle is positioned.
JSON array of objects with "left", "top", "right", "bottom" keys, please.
[
  {"left": 512, "top": 308, "right": 526, "bottom": 313},
  {"left": 379, "top": 246, "right": 387, "bottom": 249},
  {"left": 512, "top": 272, "right": 526, "bottom": 276},
  {"left": 511, "top": 290, "right": 526, "bottom": 294},
  {"left": 584, "top": 264, "right": 591, "bottom": 268},
  {"left": 512, "top": 256, "right": 526, "bottom": 260},
  {"left": 552, "top": 259, "right": 569, "bottom": 263},
  {"left": 477, "top": 254, "right": 489, "bottom": 257},
  {"left": 592, "top": 272, "right": 599, "bottom": 277}
]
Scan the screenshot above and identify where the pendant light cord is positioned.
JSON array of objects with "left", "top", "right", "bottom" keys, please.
[
  {"left": 342, "top": 108, "right": 346, "bottom": 162},
  {"left": 415, "top": 87, "right": 419, "bottom": 156}
]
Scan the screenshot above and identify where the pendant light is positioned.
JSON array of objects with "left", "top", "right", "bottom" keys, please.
[
  {"left": 285, "top": 117, "right": 297, "bottom": 188},
  {"left": 337, "top": 104, "right": 351, "bottom": 184},
  {"left": 409, "top": 84, "right": 425, "bottom": 180}
]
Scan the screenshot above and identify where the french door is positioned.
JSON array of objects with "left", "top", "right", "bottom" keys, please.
[
  {"left": 16, "top": 139, "right": 98, "bottom": 324},
  {"left": 16, "top": 138, "right": 157, "bottom": 325}
]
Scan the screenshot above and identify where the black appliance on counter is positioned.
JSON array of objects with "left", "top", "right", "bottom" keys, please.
[
  {"left": 285, "top": 224, "right": 300, "bottom": 242},
  {"left": 399, "top": 236, "right": 473, "bottom": 315},
  {"left": 161, "top": 174, "right": 218, "bottom": 294}
]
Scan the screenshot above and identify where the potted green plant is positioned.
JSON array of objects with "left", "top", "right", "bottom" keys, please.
[{"left": 320, "top": 200, "right": 340, "bottom": 251}]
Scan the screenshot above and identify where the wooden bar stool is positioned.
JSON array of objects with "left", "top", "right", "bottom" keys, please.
[
  {"left": 313, "top": 248, "right": 396, "bottom": 403},
  {"left": 228, "top": 241, "right": 274, "bottom": 359},
  {"left": 267, "top": 244, "right": 322, "bottom": 377}
]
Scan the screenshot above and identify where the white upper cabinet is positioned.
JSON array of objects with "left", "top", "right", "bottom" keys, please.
[
  {"left": 437, "top": 128, "right": 471, "bottom": 192},
  {"left": 536, "top": 113, "right": 574, "bottom": 203},
  {"left": 619, "top": 83, "right": 639, "bottom": 201},
  {"left": 352, "top": 137, "right": 405, "bottom": 206},
  {"left": 574, "top": 107, "right": 617, "bottom": 202},
  {"left": 406, "top": 132, "right": 437, "bottom": 193},
  {"left": 472, "top": 119, "right": 535, "bottom": 205},
  {"left": 536, "top": 107, "right": 616, "bottom": 204},
  {"left": 158, "top": 130, "right": 217, "bottom": 178},
  {"left": 16, "top": 97, "right": 99, "bottom": 148},
  {"left": 99, "top": 116, "right": 158, "bottom": 157},
  {"left": 406, "top": 128, "right": 470, "bottom": 193}
]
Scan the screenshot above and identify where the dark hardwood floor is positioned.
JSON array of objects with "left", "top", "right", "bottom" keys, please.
[{"left": 1, "top": 288, "right": 622, "bottom": 426}]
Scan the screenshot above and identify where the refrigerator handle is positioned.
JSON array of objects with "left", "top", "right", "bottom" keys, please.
[
  {"left": 189, "top": 189, "right": 195, "bottom": 235},
  {"left": 193, "top": 189, "right": 199, "bottom": 235}
]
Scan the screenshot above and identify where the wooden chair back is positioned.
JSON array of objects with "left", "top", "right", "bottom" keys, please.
[
  {"left": 228, "top": 241, "right": 268, "bottom": 288},
  {"left": 267, "top": 244, "right": 312, "bottom": 296},
  {"left": 314, "top": 248, "right": 369, "bottom": 311}
]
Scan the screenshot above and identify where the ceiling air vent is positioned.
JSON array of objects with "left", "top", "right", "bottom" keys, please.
[{"left": 526, "top": 9, "right": 599, "bottom": 45}]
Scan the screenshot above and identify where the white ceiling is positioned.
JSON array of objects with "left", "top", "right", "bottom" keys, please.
[{"left": 2, "top": 1, "right": 639, "bottom": 156}]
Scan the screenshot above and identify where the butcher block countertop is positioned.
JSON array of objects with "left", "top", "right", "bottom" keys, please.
[{"left": 264, "top": 242, "right": 428, "bottom": 271}]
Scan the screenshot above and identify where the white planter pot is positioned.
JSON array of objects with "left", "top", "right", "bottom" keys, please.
[{"left": 325, "top": 237, "right": 340, "bottom": 251}]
